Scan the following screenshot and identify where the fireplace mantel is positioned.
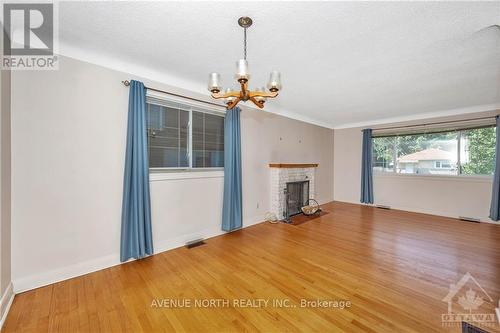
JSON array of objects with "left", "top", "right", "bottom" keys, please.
[{"left": 269, "top": 163, "right": 318, "bottom": 168}]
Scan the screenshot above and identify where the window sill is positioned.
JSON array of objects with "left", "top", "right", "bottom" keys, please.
[
  {"left": 373, "top": 172, "right": 493, "bottom": 183},
  {"left": 149, "top": 169, "right": 224, "bottom": 182}
]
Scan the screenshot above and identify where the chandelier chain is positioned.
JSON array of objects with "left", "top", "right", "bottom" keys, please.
[{"left": 244, "top": 27, "right": 247, "bottom": 60}]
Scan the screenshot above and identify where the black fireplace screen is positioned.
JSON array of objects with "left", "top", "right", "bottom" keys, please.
[{"left": 284, "top": 180, "right": 310, "bottom": 220}]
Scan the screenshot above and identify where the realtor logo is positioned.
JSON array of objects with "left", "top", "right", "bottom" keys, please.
[
  {"left": 1, "top": 2, "right": 58, "bottom": 69},
  {"left": 441, "top": 272, "right": 498, "bottom": 328}
]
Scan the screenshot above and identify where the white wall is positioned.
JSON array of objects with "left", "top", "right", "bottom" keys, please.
[
  {"left": 240, "top": 105, "right": 335, "bottom": 218},
  {"left": 11, "top": 56, "right": 334, "bottom": 292},
  {"left": 0, "top": 36, "right": 13, "bottom": 325},
  {"left": 333, "top": 114, "right": 497, "bottom": 223}
]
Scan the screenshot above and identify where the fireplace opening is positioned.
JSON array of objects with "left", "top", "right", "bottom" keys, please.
[{"left": 284, "top": 180, "right": 310, "bottom": 222}]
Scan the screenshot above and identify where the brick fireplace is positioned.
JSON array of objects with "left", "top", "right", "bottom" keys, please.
[{"left": 269, "top": 163, "right": 318, "bottom": 220}]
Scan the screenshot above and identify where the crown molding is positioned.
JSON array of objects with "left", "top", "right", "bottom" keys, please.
[
  {"left": 253, "top": 103, "right": 334, "bottom": 129},
  {"left": 333, "top": 103, "right": 500, "bottom": 130}
]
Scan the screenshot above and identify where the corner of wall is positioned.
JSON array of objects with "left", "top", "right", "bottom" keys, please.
[
  {"left": 331, "top": 128, "right": 335, "bottom": 202},
  {"left": 0, "top": 25, "right": 13, "bottom": 326},
  {"left": 0, "top": 282, "right": 14, "bottom": 329}
]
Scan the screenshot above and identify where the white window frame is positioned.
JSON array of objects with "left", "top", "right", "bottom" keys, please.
[{"left": 146, "top": 92, "right": 225, "bottom": 173}]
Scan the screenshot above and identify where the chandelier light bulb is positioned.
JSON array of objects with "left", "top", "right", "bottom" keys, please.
[
  {"left": 235, "top": 59, "right": 250, "bottom": 81},
  {"left": 224, "top": 88, "right": 237, "bottom": 104},
  {"left": 267, "top": 70, "right": 282, "bottom": 92},
  {"left": 208, "top": 72, "right": 221, "bottom": 93},
  {"left": 255, "top": 87, "right": 267, "bottom": 102}
]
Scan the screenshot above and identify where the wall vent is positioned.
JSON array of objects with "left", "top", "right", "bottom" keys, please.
[
  {"left": 185, "top": 238, "right": 206, "bottom": 249},
  {"left": 459, "top": 216, "right": 481, "bottom": 223},
  {"left": 376, "top": 205, "right": 391, "bottom": 210}
]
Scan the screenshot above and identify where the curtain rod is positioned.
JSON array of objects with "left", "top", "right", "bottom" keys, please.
[
  {"left": 363, "top": 115, "right": 497, "bottom": 132},
  {"left": 121, "top": 80, "right": 226, "bottom": 109}
]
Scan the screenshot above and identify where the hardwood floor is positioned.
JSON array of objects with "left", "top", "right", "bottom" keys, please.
[{"left": 4, "top": 202, "right": 500, "bottom": 332}]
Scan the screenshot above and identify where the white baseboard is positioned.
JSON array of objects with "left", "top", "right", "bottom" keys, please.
[
  {"left": 244, "top": 213, "right": 266, "bottom": 227},
  {"left": 316, "top": 197, "right": 334, "bottom": 206},
  {"left": 13, "top": 252, "right": 121, "bottom": 294},
  {"left": 13, "top": 214, "right": 267, "bottom": 294},
  {"left": 0, "top": 282, "right": 14, "bottom": 330},
  {"left": 333, "top": 199, "right": 499, "bottom": 224}
]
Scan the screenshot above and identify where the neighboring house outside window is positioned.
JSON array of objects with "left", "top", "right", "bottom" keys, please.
[{"left": 398, "top": 148, "right": 456, "bottom": 175}]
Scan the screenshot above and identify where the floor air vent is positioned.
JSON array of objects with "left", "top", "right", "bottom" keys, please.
[
  {"left": 376, "top": 205, "right": 391, "bottom": 210},
  {"left": 185, "top": 238, "right": 206, "bottom": 249},
  {"left": 459, "top": 216, "right": 481, "bottom": 223}
]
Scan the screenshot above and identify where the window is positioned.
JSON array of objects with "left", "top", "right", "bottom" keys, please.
[
  {"left": 373, "top": 126, "right": 496, "bottom": 176},
  {"left": 192, "top": 111, "right": 224, "bottom": 168},
  {"left": 460, "top": 127, "right": 496, "bottom": 175},
  {"left": 147, "top": 98, "right": 224, "bottom": 169},
  {"left": 373, "top": 137, "right": 395, "bottom": 172},
  {"left": 434, "top": 161, "right": 452, "bottom": 169}
]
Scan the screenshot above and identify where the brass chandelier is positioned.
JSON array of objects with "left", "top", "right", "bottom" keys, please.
[{"left": 208, "top": 17, "right": 282, "bottom": 109}]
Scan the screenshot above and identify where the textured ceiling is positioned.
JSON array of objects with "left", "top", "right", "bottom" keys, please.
[{"left": 58, "top": 1, "right": 500, "bottom": 128}]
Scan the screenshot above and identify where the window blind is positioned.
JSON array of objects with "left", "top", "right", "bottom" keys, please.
[{"left": 146, "top": 95, "right": 225, "bottom": 169}]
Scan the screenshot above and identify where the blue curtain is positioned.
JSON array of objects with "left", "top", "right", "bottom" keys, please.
[
  {"left": 222, "top": 107, "right": 242, "bottom": 231},
  {"left": 120, "top": 80, "right": 154, "bottom": 262},
  {"left": 489, "top": 116, "right": 500, "bottom": 221},
  {"left": 360, "top": 128, "right": 374, "bottom": 204}
]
